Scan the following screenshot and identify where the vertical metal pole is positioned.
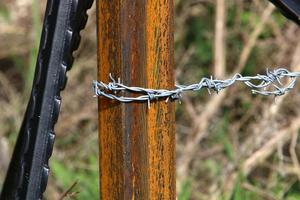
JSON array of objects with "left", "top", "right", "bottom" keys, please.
[{"left": 96, "top": 0, "right": 175, "bottom": 199}]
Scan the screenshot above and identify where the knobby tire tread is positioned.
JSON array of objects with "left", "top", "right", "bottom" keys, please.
[{"left": 0, "top": 0, "right": 93, "bottom": 199}]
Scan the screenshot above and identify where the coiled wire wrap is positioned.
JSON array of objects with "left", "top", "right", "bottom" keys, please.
[{"left": 93, "top": 68, "right": 300, "bottom": 106}]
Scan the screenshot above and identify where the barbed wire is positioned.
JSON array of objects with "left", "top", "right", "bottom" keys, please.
[{"left": 93, "top": 68, "right": 300, "bottom": 107}]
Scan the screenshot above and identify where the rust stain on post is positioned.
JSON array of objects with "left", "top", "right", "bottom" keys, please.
[{"left": 97, "top": 0, "right": 175, "bottom": 199}]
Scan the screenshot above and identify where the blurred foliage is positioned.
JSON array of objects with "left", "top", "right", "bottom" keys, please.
[
  {"left": 27, "top": 0, "right": 41, "bottom": 93},
  {"left": 179, "top": 179, "right": 193, "bottom": 200},
  {"left": 51, "top": 156, "right": 99, "bottom": 199},
  {"left": 0, "top": 0, "right": 300, "bottom": 200},
  {"left": 0, "top": 5, "right": 9, "bottom": 21}
]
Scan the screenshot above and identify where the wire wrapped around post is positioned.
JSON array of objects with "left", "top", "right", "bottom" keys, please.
[
  {"left": 93, "top": 68, "right": 300, "bottom": 105},
  {"left": 96, "top": 0, "right": 176, "bottom": 199}
]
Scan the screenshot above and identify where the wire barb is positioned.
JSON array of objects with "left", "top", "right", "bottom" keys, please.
[{"left": 93, "top": 68, "right": 300, "bottom": 104}]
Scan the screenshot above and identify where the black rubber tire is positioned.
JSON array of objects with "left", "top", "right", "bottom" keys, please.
[
  {"left": 0, "top": 0, "right": 93, "bottom": 199},
  {"left": 269, "top": 0, "right": 300, "bottom": 25}
]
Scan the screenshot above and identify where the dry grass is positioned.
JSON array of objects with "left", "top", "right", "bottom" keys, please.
[{"left": 0, "top": 0, "right": 300, "bottom": 199}]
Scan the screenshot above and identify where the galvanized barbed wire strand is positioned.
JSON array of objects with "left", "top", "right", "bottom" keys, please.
[{"left": 93, "top": 68, "right": 300, "bottom": 106}]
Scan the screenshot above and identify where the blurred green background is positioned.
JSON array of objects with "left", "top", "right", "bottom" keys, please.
[{"left": 0, "top": 0, "right": 300, "bottom": 199}]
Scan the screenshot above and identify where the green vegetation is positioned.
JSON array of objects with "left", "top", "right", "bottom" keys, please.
[
  {"left": 179, "top": 179, "right": 193, "bottom": 200},
  {"left": 1, "top": 0, "right": 300, "bottom": 199},
  {"left": 27, "top": 0, "right": 41, "bottom": 94},
  {"left": 51, "top": 156, "right": 99, "bottom": 199}
]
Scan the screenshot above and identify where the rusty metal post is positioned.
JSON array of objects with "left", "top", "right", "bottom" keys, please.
[{"left": 96, "top": 0, "right": 175, "bottom": 199}]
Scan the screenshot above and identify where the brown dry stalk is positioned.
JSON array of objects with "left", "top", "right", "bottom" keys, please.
[
  {"left": 58, "top": 181, "right": 78, "bottom": 200},
  {"left": 289, "top": 130, "right": 300, "bottom": 181},
  {"left": 0, "top": 138, "right": 9, "bottom": 177},
  {"left": 177, "top": 3, "right": 275, "bottom": 183},
  {"left": 214, "top": 0, "right": 226, "bottom": 78},
  {"left": 291, "top": 39, "right": 300, "bottom": 68},
  {"left": 243, "top": 118, "right": 300, "bottom": 175},
  {"left": 235, "top": 4, "right": 275, "bottom": 73},
  {"left": 219, "top": 38, "right": 300, "bottom": 200}
]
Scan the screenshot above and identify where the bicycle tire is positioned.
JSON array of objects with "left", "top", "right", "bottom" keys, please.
[
  {"left": 0, "top": 0, "right": 93, "bottom": 199},
  {"left": 269, "top": 0, "right": 300, "bottom": 25}
]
